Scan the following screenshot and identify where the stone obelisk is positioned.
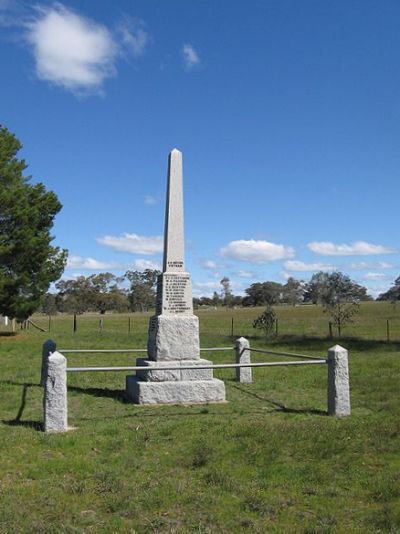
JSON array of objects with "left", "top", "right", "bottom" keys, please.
[{"left": 126, "top": 149, "right": 226, "bottom": 404}]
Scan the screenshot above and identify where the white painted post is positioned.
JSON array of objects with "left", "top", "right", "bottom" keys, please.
[
  {"left": 44, "top": 351, "right": 68, "bottom": 433},
  {"left": 235, "top": 337, "right": 252, "bottom": 383},
  {"left": 327, "top": 345, "right": 350, "bottom": 417},
  {"left": 41, "top": 339, "right": 56, "bottom": 386}
]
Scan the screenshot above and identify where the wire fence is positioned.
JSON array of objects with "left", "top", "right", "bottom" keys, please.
[
  {"left": 6, "top": 309, "right": 400, "bottom": 342},
  {"left": 2, "top": 300, "right": 400, "bottom": 342}
]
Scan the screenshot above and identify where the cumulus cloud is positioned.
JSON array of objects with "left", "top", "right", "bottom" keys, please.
[
  {"left": 182, "top": 43, "right": 200, "bottom": 69},
  {"left": 192, "top": 281, "right": 221, "bottom": 299},
  {"left": 235, "top": 270, "right": 257, "bottom": 278},
  {"left": 362, "top": 272, "right": 388, "bottom": 281},
  {"left": 97, "top": 233, "right": 163, "bottom": 255},
  {"left": 220, "top": 239, "right": 294, "bottom": 263},
  {"left": 200, "top": 259, "right": 218, "bottom": 270},
  {"left": 284, "top": 260, "right": 335, "bottom": 272},
  {"left": 144, "top": 195, "right": 158, "bottom": 205},
  {"left": 348, "top": 261, "right": 394, "bottom": 270},
  {"left": 307, "top": 240, "right": 396, "bottom": 256},
  {"left": 67, "top": 255, "right": 121, "bottom": 270},
  {"left": 131, "top": 259, "right": 161, "bottom": 270},
  {"left": 366, "top": 284, "right": 391, "bottom": 299},
  {"left": 193, "top": 281, "right": 221, "bottom": 290},
  {"left": 118, "top": 16, "right": 149, "bottom": 57},
  {"left": 26, "top": 4, "right": 118, "bottom": 94}
]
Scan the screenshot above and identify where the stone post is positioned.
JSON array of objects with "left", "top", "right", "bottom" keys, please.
[
  {"left": 235, "top": 337, "right": 252, "bottom": 383},
  {"left": 327, "top": 345, "right": 350, "bottom": 417},
  {"left": 41, "top": 339, "right": 57, "bottom": 386},
  {"left": 44, "top": 351, "right": 68, "bottom": 433}
]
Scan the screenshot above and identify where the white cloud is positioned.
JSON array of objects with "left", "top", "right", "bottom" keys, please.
[
  {"left": 362, "top": 272, "right": 388, "bottom": 281},
  {"left": 235, "top": 270, "right": 257, "bottom": 278},
  {"left": 67, "top": 255, "right": 121, "bottom": 270},
  {"left": 200, "top": 259, "right": 218, "bottom": 270},
  {"left": 284, "top": 260, "right": 335, "bottom": 272},
  {"left": 194, "top": 281, "right": 221, "bottom": 290},
  {"left": 131, "top": 259, "right": 161, "bottom": 271},
  {"left": 26, "top": 4, "right": 118, "bottom": 94},
  {"left": 118, "top": 16, "right": 149, "bottom": 57},
  {"left": 220, "top": 239, "right": 294, "bottom": 263},
  {"left": 192, "top": 281, "right": 220, "bottom": 298},
  {"left": 348, "top": 261, "right": 394, "bottom": 270},
  {"left": 144, "top": 195, "right": 158, "bottom": 205},
  {"left": 182, "top": 43, "right": 200, "bottom": 69},
  {"left": 97, "top": 233, "right": 163, "bottom": 255},
  {"left": 307, "top": 240, "right": 396, "bottom": 256},
  {"left": 366, "top": 284, "right": 391, "bottom": 299}
]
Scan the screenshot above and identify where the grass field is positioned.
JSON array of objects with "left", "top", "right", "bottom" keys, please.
[{"left": 1, "top": 302, "right": 399, "bottom": 533}]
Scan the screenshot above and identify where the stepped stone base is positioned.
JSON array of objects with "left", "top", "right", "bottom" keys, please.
[
  {"left": 126, "top": 375, "right": 226, "bottom": 405},
  {"left": 148, "top": 315, "right": 200, "bottom": 361},
  {"left": 136, "top": 358, "right": 213, "bottom": 382}
]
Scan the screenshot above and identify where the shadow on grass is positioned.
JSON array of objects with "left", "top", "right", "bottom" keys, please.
[
  {"left": 0, "top": 379, "right": 325, "bottom": 425},
  {"left": 1, "top": 382, "right": 43, "bottom": 431},
  {"left": 231, "top": 383, "right": 326, "bottom": 416},
  {"left": 0, "top": 332, "right": 18, "bottom": 337},
  {"left": 68, "top": 385, "right": 126, "bottom": 403},
  {"left": 3, "top": 419, "right": 43, "bottom": 430}
]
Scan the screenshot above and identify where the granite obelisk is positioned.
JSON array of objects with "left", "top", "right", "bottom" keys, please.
[{"left": 126, "top": 149, "right": 226, "bottom": 404}]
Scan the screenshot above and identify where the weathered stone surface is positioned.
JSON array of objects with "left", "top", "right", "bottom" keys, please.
[
  {"left": 148, "top": 315, "right": 200, "bottom": 361},
  {"left": 136, "top": 358, "right": 214, "bottom": 382},
  {"left": 235, "top": 337, "right": 252, "bottom": 384},
  {"left": 126, "top": 376, "right": 226, "bottom": 405},
  {"left": 41, "top": 339, "right": 57, "bottom": 387},
  {"left": 327, "top": 345, "right": 351, "bottom": 417},
  {"left": 44, "top": 351, "right": 68, "bottom": 432},
  {"left": 163, "top": 149, "right": 185, "bottom": 273}
]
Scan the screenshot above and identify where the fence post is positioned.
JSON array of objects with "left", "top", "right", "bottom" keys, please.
[
  {"left": 329, "top": 322, "right": 333, "bottom": 338},
  {"left": 386, "top": 319, "right": 390, "bottom": 343},
  {"left": 41, "top": 339, "right": 57, "bottom": 386},
  {"left": 43, "top": 351, "right": 68, "bottom": 433},
  {"left": 327, "top": 345, "right": 350, "bottom": 417},
  {"left": 235, "top": 337, "right": 252, "bottom": 383}
]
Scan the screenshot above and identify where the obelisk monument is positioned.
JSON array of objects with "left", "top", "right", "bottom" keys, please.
[{"left": 126, "top": 149, "right": 226, "bottom": 404}]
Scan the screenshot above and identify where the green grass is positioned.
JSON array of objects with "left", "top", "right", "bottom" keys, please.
[{"left": 1, "top": 302, "right": 399, "bottom": 533}]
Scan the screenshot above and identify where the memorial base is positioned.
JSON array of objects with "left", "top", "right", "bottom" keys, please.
[
  {"left": 148, "top": 314, "right": 200, "bottom": 361},
  {"left": 136, "top": 358, "right": 214, "bottom": 381},
  {"left": 126, "top": 375, "right": 226, "bottom": 405}
]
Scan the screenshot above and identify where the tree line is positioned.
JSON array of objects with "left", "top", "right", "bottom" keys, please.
[
  {"left": 20, "top": 269, "right": 400, "bottom": 317},
  {"left": 194, "top": 272, "right": 373, "bottom": 308},
  {"left": 41, "top": 270, "right": 160, "bottom": 315}
]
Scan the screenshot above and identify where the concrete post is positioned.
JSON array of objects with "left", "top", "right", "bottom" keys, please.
[
  {"left": 235, "top": 337, "right": 252, "bottom": 383},
  {"left": 44, "top": 351, "right": 68, "bottom": 433},
  {"left": 327, "top": 345, "right": 350, "bottom": 417},
  {"left": 41, "top": 339, "right": 57, "bottom": 386}
]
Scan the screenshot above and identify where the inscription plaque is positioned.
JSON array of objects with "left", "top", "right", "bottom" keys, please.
[{"left": 156, "top": 272, "right": 193, "bottom": 315}]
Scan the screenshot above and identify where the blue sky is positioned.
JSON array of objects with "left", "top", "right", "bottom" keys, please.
[{"left": 1, "top": 0, "right": 399, "bottom": 298}]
